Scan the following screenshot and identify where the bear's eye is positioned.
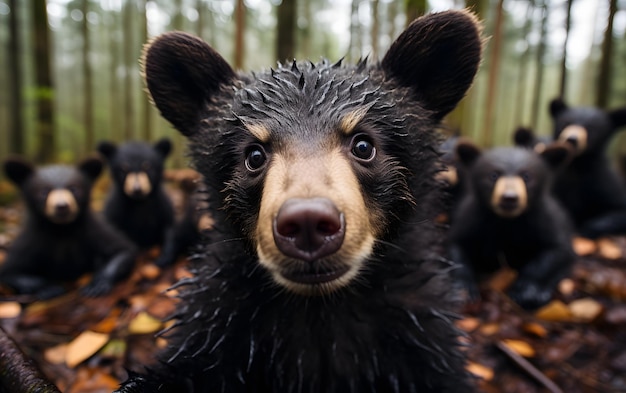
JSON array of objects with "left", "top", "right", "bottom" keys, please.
[
  {"left": 142, "top": 161, "right": 151, "bottom": 171},
  {"left": 489, "top": 171, "right": 500, "bottom": 182},
  {"left": 245, "top": 145, "right": 267, "bottom": 172},
  {"left": 519, "top": 171, "right": 531, "bottom": 183},
  {"left": 351, "top": 134, "right": 376, "bottom": 161}
]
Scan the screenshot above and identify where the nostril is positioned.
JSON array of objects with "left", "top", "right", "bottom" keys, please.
[{"left": 273, "top": 198, "right": 345, "bottom": 262}]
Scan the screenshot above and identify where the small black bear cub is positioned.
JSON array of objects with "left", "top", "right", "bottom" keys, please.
[
  {"left": 448, "top": 140, "right": 574, "bottom": 309},
  {"left": 0, "top": 157, "right": 138, "bottom": 299},
  {"left": 98, "top": 139, "right": 178, "bottom": 266},
  {"left": 549, "top": 98, "right": 626, "bottom": 238},
  {"left": 115, "top": 9, "right": 482, "bottom": 393}
]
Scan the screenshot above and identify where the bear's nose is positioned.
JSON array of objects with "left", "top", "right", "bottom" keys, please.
[
  {"left": 501, "top": 191, "right": 519, "bottom": 205},
  {"left": 273, "top": 198, "right": 345, "bottom": 263},
  {"left": 565, "top": 136, "right": 579, "bottom": 148}
]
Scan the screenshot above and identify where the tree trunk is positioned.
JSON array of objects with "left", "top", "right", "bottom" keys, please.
[
  {"left": 596, "top": 0, "right": 617, "bottom": 108},
  {"left": 513, "top": 0, "right": 535, "bottom": 126},
  {"left": 108, "top": 1, "right": 121, "bottom": 142},
  {"left": 405, "top": 0, "right": 427, "bottom": 26},
  {"left": 82, "top": 0, "right": 94, "bottom": 154},
  {"left": 32, "top": 0, "right": 55, "bottom": 162},
  {"left": 142, "top": 0, "right": 152, "bottom": 141},
  {"left": 531, "top": 1, "right": 548, "bottom": 130},
  {"left": 559, "top": 0, "right": 573, "bottom": 98},
  {"left": 370, "top": 0, "right": 380, "bottom": 60},
  {"left": 349, "top": 0, "right": 361, "bottom": 61},
  {"left": 8, "top": 0, "right": 24, "bottom": 155},
  {"left": 482, "top": 0, "right": 504, "bottom": 147},
  {"left": 276, "top": 0, "right": 297, "bottom": 63},
  {"left": 234, "top": 0, "right": 246, "bottom": 69},
  {"left": 123, "top": 2, "right": 135, "bottom": 140}
]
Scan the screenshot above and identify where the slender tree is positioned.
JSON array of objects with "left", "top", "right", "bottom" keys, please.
[
  {"left": 371, "top": 0, "right": 380, "bottom": 60},
  {"left": 559, "top": 0, "right": 574, "bottom": 98},
  {"left": 405, "top": 0, "right": 427, "bottom": 26},
  {"left": 531, "top": 0, "right": 549, "bottom": 130},
  {"left": 142, "top": 0, "right": 152, "bottom": 141},
  {"left": 348, "top": 0, "right": 361, "bottom": 61},
  {"left": 596, "top": 0, "right": 617, "bottom": 108},
  {"left": 234, "top": 0, "right": 246, "bottom": 69},
  {"left": 122, "top": 1, "right": 135, "bottom": 140},
  {"left": 513, "top": 0, "right": 536, "bottom": 126},
  {"left": 32, "top": 0, "right": 55, "bottom": 162},
  {"left": 82, "top": 0, "right": 94, "bottom": 153},
  {"left": 482, "top": 0, "right": 504, "bottom": 146},
  {"left": 108, "top": 1, "right": 122, "bottom": 142},
  {"left": 277, "top": 0, "right": 297, "bottom": 62},
  {"left": 8, "top": 0, "right": 24, "bottom": 155}
]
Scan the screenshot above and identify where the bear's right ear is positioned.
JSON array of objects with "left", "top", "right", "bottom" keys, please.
[
  {"left": 455, "top": 139, "right": 482, "bottom": 166},
  {"left": 609, "top": 107, "right": 626, "bottom": 129},
  {"left": 97, "top": 141, "right": 117, "bottom": 160},
  {"left": 381, "top": 10, "right": 483, "bottom": 120},
  {"left": 513, "top": 127, "right": 535, "bottom": 147},
  {"left": 540, "top": 143, "right": 573, "bottom": 170},
  {"left": 78, "top": 157, "right": 104, "bottom": 181},
  {"left": 142, "top": 32, "right": 237, "bottom": 136},
  {"left": 154, "top": 138, "right": 172, "bottom": 158},
  {"left": 4, "top": 157, "right": 34, "bottom": 186},
  {"left": 549, "top": 98, "right": 568, "bottom": 117}
]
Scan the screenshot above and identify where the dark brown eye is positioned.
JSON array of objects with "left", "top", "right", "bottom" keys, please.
[
  {"left": 245, "top": 145, "right": 267, "bottom": 171},
  {"left": 351, "top": 135, "right": 376, "bottom": 161}
]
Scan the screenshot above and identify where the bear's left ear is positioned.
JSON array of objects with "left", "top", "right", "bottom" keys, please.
[
  {"left": 142, "top": 32, "right": 237, "bottom": 136},
  {"left": 381, "top": 10, "right": 482, "bottom": 120},
  {"left": 609, "top": 107, "right": 626, "bottom": 128},
  {"left": 455, "top": 139, "right": 482, "bottom": 167},
  {"left": 78, "top": 156, "right": 104, "bottom": 181},
  {"left": 540, "top": 143, "right": 572, "bottom": 170},
  {"left": 513, "top": 127, "right": 535, "bottom": 147},
  {"left": 4, "top": 156, "right": 35, "bottom": 186},
  {"left": 97, "top": 141, "right": 117, "bottom": 160},
  {"left": 549, "top": 98, "right": 568, "bottom": 118},
  {"left": 154, "top": 138, "right": 172, "bottom": 158}
]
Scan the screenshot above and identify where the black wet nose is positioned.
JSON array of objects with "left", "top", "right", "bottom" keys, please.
[
  {"left": 273, "top": 198, "right": 345, "bottom": 262},
  {"left": 500, "top": 191, "right": 519, "bottom": 208},
  {"left": 565, "top": 136, "right": 578, "bottom": 147},
  {"left": 54, "top": 201, "right": 70, "bottom": 214}
]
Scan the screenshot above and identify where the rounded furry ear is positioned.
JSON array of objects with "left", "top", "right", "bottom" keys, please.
[
  {"left": 513, "top": 127, "right": 535, "bottom": 147},
  {"left": 609, "top": 107, "right": 626, "bottom": 128},
  {"left": 4, "top": 156, "right": 35, "bottom": 186},
  {"left": 142, "top": 32, "right": 236, "bottom": 136},
  {"left": 97, "top": 141, "right": 117, "bottom": 160},
  {"left": 455, "top": 139, "right": 482, "bottom": 166},
  {"left": 540, "top": 143, "right": 573, "bottom": 170},
  {"left": 381, "top": 9, "right": 482, "bottom": 120},
  {"left": 549, "top": 98, "right": 568, "bottom": 117},
  {"left": 154, "top": 138, "right": 172, "bottom": 158},
  {"left": 78, "top": 156, "right": 103, "bottom": 181}
]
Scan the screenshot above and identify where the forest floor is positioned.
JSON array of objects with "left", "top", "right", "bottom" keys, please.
[{"left": 0, "top": 171, "right": 626, "bottom": 393}]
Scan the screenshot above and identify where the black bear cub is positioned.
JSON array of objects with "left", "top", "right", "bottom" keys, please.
[
  {"left": 549, "top": 98, "right": 626, "bottom": 238},
  {"left": 447, "top": 140, "right": 574, "bottom": 309},
  {"left": 116, "top": 10, "right": 482, "bottom": 393},
  {"left": 0, "top": 157, "right": 138, "bottom": 299},
  {"left": 98, "top": 139, "right": 178, "bottom": 266}
]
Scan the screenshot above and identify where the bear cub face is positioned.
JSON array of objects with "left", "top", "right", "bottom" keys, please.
[
  {"left": 5, "top": 157, "right": 102, "bottom": 225},
  {"left": 456, "top": 142, "right": 569, "bottom": 218},
  {"left": 98, "top": 138, "right": 171, "bottom": 200}
]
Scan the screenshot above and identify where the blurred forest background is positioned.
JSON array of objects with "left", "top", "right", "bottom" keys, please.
[{"left": 0, "top": 0, "right": 625, "bottom": 168}]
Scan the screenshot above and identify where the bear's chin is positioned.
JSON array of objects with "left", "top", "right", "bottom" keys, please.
[{"left": 268, "top": 261, "right": 362, "bottom": 296}]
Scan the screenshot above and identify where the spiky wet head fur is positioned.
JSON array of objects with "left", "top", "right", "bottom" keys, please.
[{"left": 127, "top": 9, "right": 483, "bottom": 393}]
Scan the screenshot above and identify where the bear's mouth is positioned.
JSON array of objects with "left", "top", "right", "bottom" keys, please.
[{"left": 281, "top": 264, "right": 351, "bottom": 284}]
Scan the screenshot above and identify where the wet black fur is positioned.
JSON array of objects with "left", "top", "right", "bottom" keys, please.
[
  {"left": 447, "top": 143, "right": 575, "bottom": 309},
  {"left": 549, "top": 98, "right": 626, "bottom": 238},
  {"left": 98, "top": 139, "right": 177, "bottom": 265},
  {"left": 0, "top": 157, "right": 138, "bottom": 299},
  {"left": 116, "top": 10, "right": 482, "bottom": 393}
]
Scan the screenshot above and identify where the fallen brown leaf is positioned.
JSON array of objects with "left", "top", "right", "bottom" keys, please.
[
  {"left": 0, "top": 302, "right": 21, "bottom": 319},
  {"left": 502, "top": 339, "right": 536, "bottom": 357},
  {"left": 572, "top": 237, "right": 596, "bottom": 256},
  {"left": 568, "top": 297, "right": 603, "bottom": 322},
  {"left": 535, "top": 300, "right": 573, "bottom": 322},
  {"left": 65, "top": 330, "right": 110, "bottom": 368}
]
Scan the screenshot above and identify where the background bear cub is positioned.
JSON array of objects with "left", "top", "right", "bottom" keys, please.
[
  {"left": 448, "top": 141, "right": 575, "bottom": 309},
  {"left": 116, "top": 9, "right": 482, "bottom": 393},
  {"left": 0, "top": 157, "right": 138, "bottom": 299},
  {"left": 98, "top": 139, "right": 178, "bottom": 266}
]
